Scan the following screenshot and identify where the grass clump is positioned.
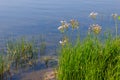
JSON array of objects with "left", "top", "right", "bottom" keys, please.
[
  {"left": 57, "top": 13, "right": 120, "bottom": 80},
  {"left": 0, "top": 55, "right": 11, "bottom": 80},
  {"left": 0, "top": 36, "right": 46, "bottom": 79},
  {"left": 6, "top": 37, "right": 38, "bottom": 70},
  {"left": 58, "top": 36, "right": 120, "bottom": 80}
]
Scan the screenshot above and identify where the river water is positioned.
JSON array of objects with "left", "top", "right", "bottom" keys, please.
[
  {"left": 0, "top": 0, "right": 120, "bottom": 54},
  {"left": 0, "top": 0, "right": 120, "bottom": 36},
  {"left": 0, "top": 0, "right": 120, "bottom": 79},
  {"left": 0, "top": 0, "right": 120, "bottom": 56}
]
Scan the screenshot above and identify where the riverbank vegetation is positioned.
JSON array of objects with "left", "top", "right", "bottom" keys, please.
[
  {"left": 58, "top": 13, "right": 120, "bottom": 80},
  {"left": 0, "top": 36, "right": 48, "bottom": 80},
  {"left": 0, "top": 13, "right": 120, "bottom": 80}
]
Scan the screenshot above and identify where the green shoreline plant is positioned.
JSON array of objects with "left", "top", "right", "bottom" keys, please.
[
  {"left": 58, "top": 13, "right": 120, "bottom": 80},
  {"left": 6, "top": 37, "right": 39, "bottom": 70},
  {"left": 0, "top": 54, "right": 11, "bottom": 80},
  {"left": 0, "top": 36, "right": 46, "bottom": 79}
]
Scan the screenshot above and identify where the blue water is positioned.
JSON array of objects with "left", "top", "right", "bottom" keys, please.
[
  {"left": 0, "top": 0, "right": 120, "bottom": 48},
  {"left": 0, "top": 0, "right": 120, "bottom": 35},
  {"left": 0, "top": 0, "right": 120, "bottom": 79}
]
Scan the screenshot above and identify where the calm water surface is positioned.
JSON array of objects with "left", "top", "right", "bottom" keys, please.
[
  {"left": 0, "top": 0, "right": 120, "bottom": 48},
  {"left": 0, "top": 0, "right": 120, "bottom": 79}
]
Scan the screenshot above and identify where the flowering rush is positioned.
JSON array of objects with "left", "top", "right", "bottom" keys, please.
[
  {"left": 58, "top": 20, "right": 69, "bottom": 33},
  {"left": 89, "top": 24, "right": 102, "bottom": 34},
  {"left": 89, "top": 12, "right": 98, "bottom": 19},
  {"left": 59, "top": 37, "right": 68, "bottom": 46},
  {"left": 70, "top": 19, "right": 79, "bottom": 30},
  {"left": 59, "top": 39, "right": 68, "bottom": 46},
  {"left": 111, "top": 13, "right": 118, "bottom": 20}
]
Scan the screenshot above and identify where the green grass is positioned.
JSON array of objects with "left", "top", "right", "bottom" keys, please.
[
  {"left": 0, "top": 35, "right": 48, "bottom": 79},
  {"left": 0, "top": 37, "right": 41, "bottom": 79},
  {"left": 58, "top": 35, "right": 120, "bottom": 80},
  {"left": 6, "top": 37, "right": 38, "bottom": 70},
  {"left": 57, "top": 13, "right": 120, "bottom": 80},
  {"left": 0, "top": 54, "right": 11, "bottom": 80}
]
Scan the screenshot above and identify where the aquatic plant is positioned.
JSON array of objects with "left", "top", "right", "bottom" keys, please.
[
  {"left": 58, "top": 36, "right": 120, "bottom": 80},
  {"left": 58, "top": 14, "right": 120, "bottom": 80},
  {"left": 59, "top": 36, "right": 68, "bottom": 46},
  {"left": 89, "top": 24, "right": 102, "bottom": 34},
  {"left": 111, "top": 13, "right": 118, "bottom": 20},
  {"left": 58, "top": 19, "right": 79, "bottom": 47},
  {"left": 40, "top": 42, "right": 46, "bottom": 55},
  {"left": 89, "top": 12, "right": 98, "bottom": 20},
  {"left": 39, "top": 35, "right": 47, "bottom": 55},
  {"left": 6, "top": 37, "right": 38, "bottom": 70},
  {"left": 111, "top": 13, "right": 118, "bottom": 39},
  {"left": 58, "top": 21, "right": 69, "bottom": 33},
  {"left": 0, "top": 55, "right": 11, "bottom": 80},
  {"left": 70, "top": 19, "right": 79, "bottom": 30}
]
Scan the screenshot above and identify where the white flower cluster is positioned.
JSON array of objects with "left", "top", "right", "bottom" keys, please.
[
  {"left": 89, "top": 12, "right": 118, "bottom": 20},
  {"left": 70, "top": 19, "right": 79, "bottom": 30},
  {"left": 58, "top": 20, "right": 69, "bottom": 33},
  {"left": 58, "top": 20, "right": 79, "bottom": 45},
  {"left": 58, "top": 12, "right": 119, "bottom": 45},
  {"left": 111, "top": 13, "right": 118, "bottom": 19},
  {"left": 89, "top": 24, "right": 102, "bottom": 34},
  {"left": 59, "top": 37, "right": 68, "bottom": 46},
  {"left": 89, "top": 12, "right": 98, "bottom": 19},
  {"left": 58, "top": 19, "right": 79, "bottom": 32}
]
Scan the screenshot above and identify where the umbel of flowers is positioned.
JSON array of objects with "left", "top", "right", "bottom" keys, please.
[
  {"left": 58, "top": 19, "right": 79, "bottom": 45},
  {"left": 58, "top": 12, "right": 119, "bottom": 45},
  {"left": 57, "top": 12, "right": 120, "bottom": 80},
  {"left": 58, "top": 21, "right": 69, "bottom": 33},
  {"left": 111, "top": 13, "right": 118, "bottom": 20},
  {"left": 70, "top": 19, "right": 79, "bottom": 30},
  {"left": 89, "top": 12, "right": 102, "bottom": 35},
  {"left": 59, "top": 36, "right": 68, "bottom": 46},
  {"left": 89, "top": 24, "right": 102, "bottom": 34},
  {"left": 89, "top": 12, "right": 98, "bottom": 20}
]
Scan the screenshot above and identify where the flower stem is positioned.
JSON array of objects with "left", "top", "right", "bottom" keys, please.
[{"left": 115, "top": 19, "right": 118, "bottom": 39}]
